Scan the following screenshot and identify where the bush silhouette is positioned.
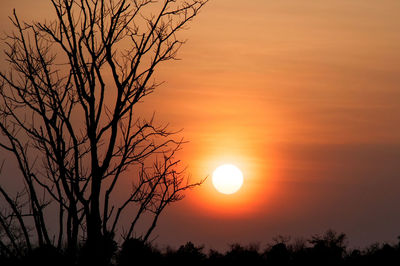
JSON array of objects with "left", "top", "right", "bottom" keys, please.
[
  {"left": 225, "top": 243, "right": 263, "bottom": 266},
  {"left": 308, "top": 229, "right": 347, "bottom": 265},
  {"left": 78, "top": 233, "right": 117, "bottom": 266},
  {"left": 2, "top": 229, "right": 400, "bottom": 265},
  {"left": 23, "top": 245, "right": 70, "bottom": 266},
  {"left": 118, "top": 238, "right": 160, "bottom": 266},
  {"left": 266, "top": 243, "right": 290, "bottom": 265},
  {"left": 165, "top": 242, "right": 206, "bottom": 266}
]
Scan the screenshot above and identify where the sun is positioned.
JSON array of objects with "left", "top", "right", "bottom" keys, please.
[{"left": 212, "top": 164, "right": 244, "bottom": 194}]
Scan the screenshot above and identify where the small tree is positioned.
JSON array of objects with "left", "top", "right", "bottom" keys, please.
[
  {"left": 309, "top": 229, "right": 347, "bottom": 265},
  {"left": 0, "top": 0, "right": 207, "bottom": 261}
]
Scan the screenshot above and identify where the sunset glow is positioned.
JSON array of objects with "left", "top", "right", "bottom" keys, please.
[{"left": 1, "top": 0, "right": 400, "bottom": 254}]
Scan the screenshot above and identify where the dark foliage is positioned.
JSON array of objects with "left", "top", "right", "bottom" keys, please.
[
  {"left": 266, "top": 243, "right": 290, "bottom": 265},
  {"left": 164, "top": 242, "right": 206, "bottom": 266},
  {"left": 225, "top": 243, "right": 264, "bottom": 266},
  {"left": 118, "top": 238, "right": 161, "bottom": 266},
  {"left": 1, "top": 230, "right": 400, "bottom": 265},
  {"left": 23, "top": 245, "right": 70, "bottom": 266},
  {"left": 78, "top": 233, "right": 117, "bottom": 266}
]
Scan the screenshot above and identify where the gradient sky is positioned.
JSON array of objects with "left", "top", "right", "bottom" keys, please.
[{"left": 1, "top": 0, "right": 400, "bottom": 251}]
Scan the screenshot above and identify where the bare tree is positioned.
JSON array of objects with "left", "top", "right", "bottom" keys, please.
[{"left": 0, "top": 0, "right": 207, "bottom": 260}]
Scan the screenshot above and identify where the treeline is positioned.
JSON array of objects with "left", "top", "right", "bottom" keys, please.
[{"left": 1, "top": 230, "right": 400, "bottom": 265}]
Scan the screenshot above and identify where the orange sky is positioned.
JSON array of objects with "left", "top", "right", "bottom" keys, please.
[{"left": 1, "top": 0, "right": 400, "bottom": 250}]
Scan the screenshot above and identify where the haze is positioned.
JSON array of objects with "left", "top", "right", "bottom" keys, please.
[{"left": 1, "top": 0, "right": 399, "bottom": 251}]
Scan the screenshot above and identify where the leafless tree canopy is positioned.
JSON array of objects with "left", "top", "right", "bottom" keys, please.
[{"left": 0, "top": 0, "right": 207, "bottom": 256}]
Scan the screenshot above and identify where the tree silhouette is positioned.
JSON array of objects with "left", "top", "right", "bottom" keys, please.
[
  {"left": 118, "top": 238, "right": 161, "bottom": 266},
  {"left": 0, "top": 0, "right": 207, "bottom": 263},
  {"left": 308, "top": 229, "right": 347, "bottom": 265}
]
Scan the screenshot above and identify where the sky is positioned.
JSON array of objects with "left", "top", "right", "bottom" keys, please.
[{"left": 1, "top": 0, "right": 400, "bottom": 251}]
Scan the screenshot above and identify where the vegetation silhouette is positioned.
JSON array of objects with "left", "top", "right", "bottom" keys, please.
[
  {"left": 0, "top": 0, "right": 207, "bottom": 265},
  {"left": 1, "top": 229, "right": 400, "bottom": 265}
]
